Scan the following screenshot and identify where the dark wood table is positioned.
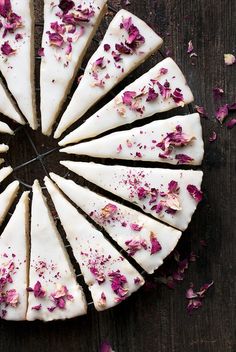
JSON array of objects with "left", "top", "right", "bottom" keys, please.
[{"left": 0, "top": 1, "right": 235, "bottom": 351}]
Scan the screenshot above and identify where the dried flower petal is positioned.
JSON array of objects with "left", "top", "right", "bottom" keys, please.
[
  {"left": 101, "top": 204, "right": 118, "bottom": 219},
  {"left": 215, "top": 104, "right": 229, "bottom": 123},
  {"left": 226, "top": 118, "right": 236, "bottom": 129},
  {"left": 1, "top": 41, "right": 16, "bottom": 55},
  {"left": 213, "top": 87, "right": 224, "bottom": 99},
  {"left": 150, "top": 232, "right": 162, "bottom": 255},
  {"left": 209, "top": 131, "right": 217, "bottom": 142},
  {"left": 146, "top": 87, "right": 159, "bottom": 102},
  {"left": 224, "top": 53, "right": 236, "bottom": 66},
  {"left": 187, "top": 185, "right": 203, "bottom": 202},
  {"left": 195, "top": 105, "right": 208, "bottom": 118}
]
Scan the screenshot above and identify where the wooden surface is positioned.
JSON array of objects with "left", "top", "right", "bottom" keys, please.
[{"left": 0, "top": 0, "right": 235, "bottom": 351}]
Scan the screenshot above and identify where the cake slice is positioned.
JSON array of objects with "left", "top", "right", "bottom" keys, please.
[
  {"left": 44, "top": 176, "right": 144, "bottom": 310},
  {"left": 0, "top": 121, "right": 14, "bottom": 135},
  {"left": 61, "top": 113, "right": 204, "bottom": 165},
  {"left": 0, "top": 166, "right": 13, "bottom": 183},
  {"left": 0, "top": 79, "right": 24, "bottom": 124},
  {"left": 0, "top": 144, "right": 9, "bottom": 153},
  {"left": 27, "top": 180, "right": 87, "bottom": 321},
  {"left": 0, "top": 159, "right": 4, "bottom": 165},
  {"left": 0, "top": 192, "right": 29, "bottom": 320},
  {"left": 0, "top": 180, "right": 19, "bottom": 226},
  {"left": 50, "top": 173, "right": 181, "bottom": 274},
  {"left": 0, "top": 0, "right": 37, "bottom": 129},
  {"left": 40, "top": 0, "right": 108, "bottom": 136},
  {"left": 54, "top": 9, "right": 163, "bottom": 138},
  {"left": 61, "top": 161, "right": 203, "bottom": 231},
  {"left": 59, "top": 57, "right": 194, "bottom": 146}
]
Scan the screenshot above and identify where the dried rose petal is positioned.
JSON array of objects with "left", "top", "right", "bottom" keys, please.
[
  {"left": 213, "top": 87, "right": 224, "bottom": 99},
  {"left": 108, "top": 270, "right": 128, "bottom": 299},
  {"left": 47, "top": 32, "right": 64, "bottom": 47},
  {"left": 104, "top": 44, "right": 110, "bottom": 52},
  {"left": 137, "top": 187, "right": 148, "bottom": 200},
  {"left": 31, "top": 281, "right": 46, "bottom": 298},
  {"left": 150, "top": 232, "right": 162, "bottom": 255},
  {"left": 226, "top": 118, "right": 236, "bottom": 129},
  {"left": 122, "top": 91, "right": 136, "bottom": 105},
  {"left": 171, "top": 88, "right": 184, "bottom": 106},
  {"left": 38, "top": 47, "right": 45, "bottom": 57},
  {"left": 130, "top": 223, "right": 143, "bottom": 231},
  {"left": 100, "top": 341, "right": 114, "bottom": 352},
  {"left": 187, "top": 185, "right": 203, "bottom": 202},
  {"left": 175, "top": 153, "right": 194, "bottom": 164},
  {"left": 32, "top": 304, "right": 42, "bottom": 311},
  {"left": 5, "top": 289, "right": 19, "bottom": 307},
  {"left": 187, "top": 40, "right": 193, "bottom": 54},
  {"left": 209, "top": 131, "right": 217, "bottom": 142},
  {"left": 58, "top": 0, "right": 75, "bottom": 14},
  {"left": 168, "top": 180, "right": 179, "bottom": 193},
  {"left": 146, "top": 87, "right": 159, "bottom": 102},
  {"left": 115, "top": 42, "right": 132, "bottom": 55},
  {"left": 195, "top": 105, "right": 208, "bottom": 118},
  {"left": 101, "top": 204, "right": 117, "bottom": 219},
  {"left": 0, "top": 0, "right": 12, "bottom": 18},
  {"left": 117, "top": 144, "right": 122, "bottom": 153},
  {"left": 215, "top": 104, "right": 229, "bottom": 123},
  {"left": 224, "top": 53, "right": 236, "bottom": 66},
  {"left": 1, "top": 41, "right": 16, "bottom": 56}
]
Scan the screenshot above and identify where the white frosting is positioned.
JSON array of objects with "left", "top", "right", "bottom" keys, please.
[
  {"left": 0, "top": 121, "right": 14, "bottom": 135},
  {"left": 40, "top": 0, "right": 107, "bottom": 136},
  {"left": 45, "top": 176, "right": 144, "bottom": 310},
  {"left": 50, "top": 173, "right": 181, "bottom": 274},
  {"left": 62, "top": 113, "right": 204, "bottom": 165},
  {"left": 0, "top": 192, "right": 29, "bottom": 320},
  {"left": 0, "top": 144, "right": 9, "bottom": 153},
  {"left": 27, "top": 180, "right": 87, "bottom": 321},
  {"left": 0, "top": 166, "right": 13, "bottom": 183},
  {"left": 0, "top": 0, "right": 37, "bottom": 129},
  {"left": 54, "top": 9, "right": 163, "bottom": 138},
  {"left": 59, "top": 57, "right": 194, "bottom": 146},
  {"left": 0, "top": 159, "right": 4, "bottom": 165},
  {"left": 0, "top": 180, "right": 19, "bottom": 226},
  {"left": 61, "top": 161, "right": 203, "bottom": 231},
  {"left": 0, "top": 79, "right": 24, "bottom": 124}
]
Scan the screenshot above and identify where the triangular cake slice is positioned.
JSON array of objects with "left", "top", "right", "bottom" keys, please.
[
  {"left": 0, "top": 180, "right": 19, "bottom": 226},
  {"left": 0, "top": 192, "right": 29, "bottom": 320},
  {"left": 0, "top": 79, "right": 24, "bottom": 124},
  {"left": 0, "top": 121, "right": 14, "bottom": 135},
  {"left": 40, "top": 0, "right": 108, "bottom": 136},
  {"left": 0, "top": 166, "right": 13, "bottom": 183},
  {"left": 61, "top": 161, "right": 203, "bottom": 231},
  {"left": 50, "top": 173, "right": 181, "bottom": 274},
  {"left": 62, "top": 113, "right": 204, "bottom": 165},
  {"left": 0, "top": 144, "right": 9, "bottom": 153},
  {"left": 27, "top": 180, "right": 87, "bottom": 321},
  {"left": 0, "top": 159, "right": 4, "bottom": 165},
  {"left": 0, "top": 0, "right": 37, "bottom": 129},
  {"left": 54, "top": 9, "right": 163, "bottom": 138},
  {"left": 44, "top": 176, "right": 144, "bottom": 310},
  {"left": 59, "top": 57, "right": 194, "bottom": 146}
]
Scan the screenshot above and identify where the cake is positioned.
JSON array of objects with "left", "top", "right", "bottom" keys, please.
[
  {"left": 0, "top": 166, "right": 13, "bottom": 183},
  {"left": 61, "top": 113, "right": 204, "bottom": 165},
  {"left": 0, "top": 79, "right": 24, "bottom": 124},
  {"left": 0, "top": 192, "right": 29, "bottom": 320},
  {"left": 0, "top": 180, "right": 19, "bottom": 226},
  {"left": 0, "top": 144, "right": 9, "bottom": 153},
  {"left": 45, "top": 176, "right": 144, "bottom": 310},
  {"left": 0, "top": 0, "right": 37, "bottom": 129},
  {"left": 40, "top": 0, "right": 108, "bottom": 135},
  {"left": 0, "top": 121, "right": 14, "bottom": 135},
  {"left": 59, "top": 57, "right": 194, "bottom": 146},
  {"left": 27, "top": 180, "right": 87, "bottom": 321}
]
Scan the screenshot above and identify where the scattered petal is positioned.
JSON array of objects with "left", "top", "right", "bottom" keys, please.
[
  {"left": 195, "top": 105, "right": 208, "bottom": 118},
  {"left": 215, "top": 104, "right": 228, "bottom": 123},
  {"left": 224, "top": 53, "right": 235, "bottom": 66},
  {"left": 213, "top": 87, "right": 224, "bottom": 99},
  {"left": 187, "top": 185, "right": 203, "bottom": 202},
  {"left": 226, "top": 119, "right": 236, "bottom": 129},
  {"left": 209, "top": 131, "right": 217, "bottom": 142}
]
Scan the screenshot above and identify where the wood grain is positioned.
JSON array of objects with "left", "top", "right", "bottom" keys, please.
[{"left": 0, "top": 1, "right": 235, "bottom": 351}]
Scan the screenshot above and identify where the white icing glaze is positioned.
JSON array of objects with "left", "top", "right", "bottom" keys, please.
[
  {"left": 54, "top": 9, "right": 163, "bottom": 138},
  {"left": 0, "top": 166, "right": 13, "bottom": 183},
  {"left": 0, "top": 180, "right": 19, "bottom": 226},
  {"left": 0, "top": 192, "right": 29, "bottom": 320},
  {"left": 61, "top": 113, "right": 204, "bottom": 165},
  {"left": 0, "top": 121, "right": 14, "bottom": 135},
  {"left": 0, "top": 144, "right": 9, "bottom": 153},
  {"left": 45, "top": 176, "right": 144, "bottom": 310},
  {"left": 59, "top": 57, "right": 194, "bottom": 146},
  {"left": 0, "top": 79, "right": 24, "bottom": 124},
  {"left": 0, "top": 0, "right": 37, "bottom": 129},
  {"left": 40, "top": 0, "right": 107, "bottom": 136},
  {"left": 60, "top": 161, "right": 203, "bottom": 231},
  {"left": 50, "top": 173, "right": 181, "bottom": 274},
  {"left": 27, "top": 180, "right": 87, "bottom": 321}
]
